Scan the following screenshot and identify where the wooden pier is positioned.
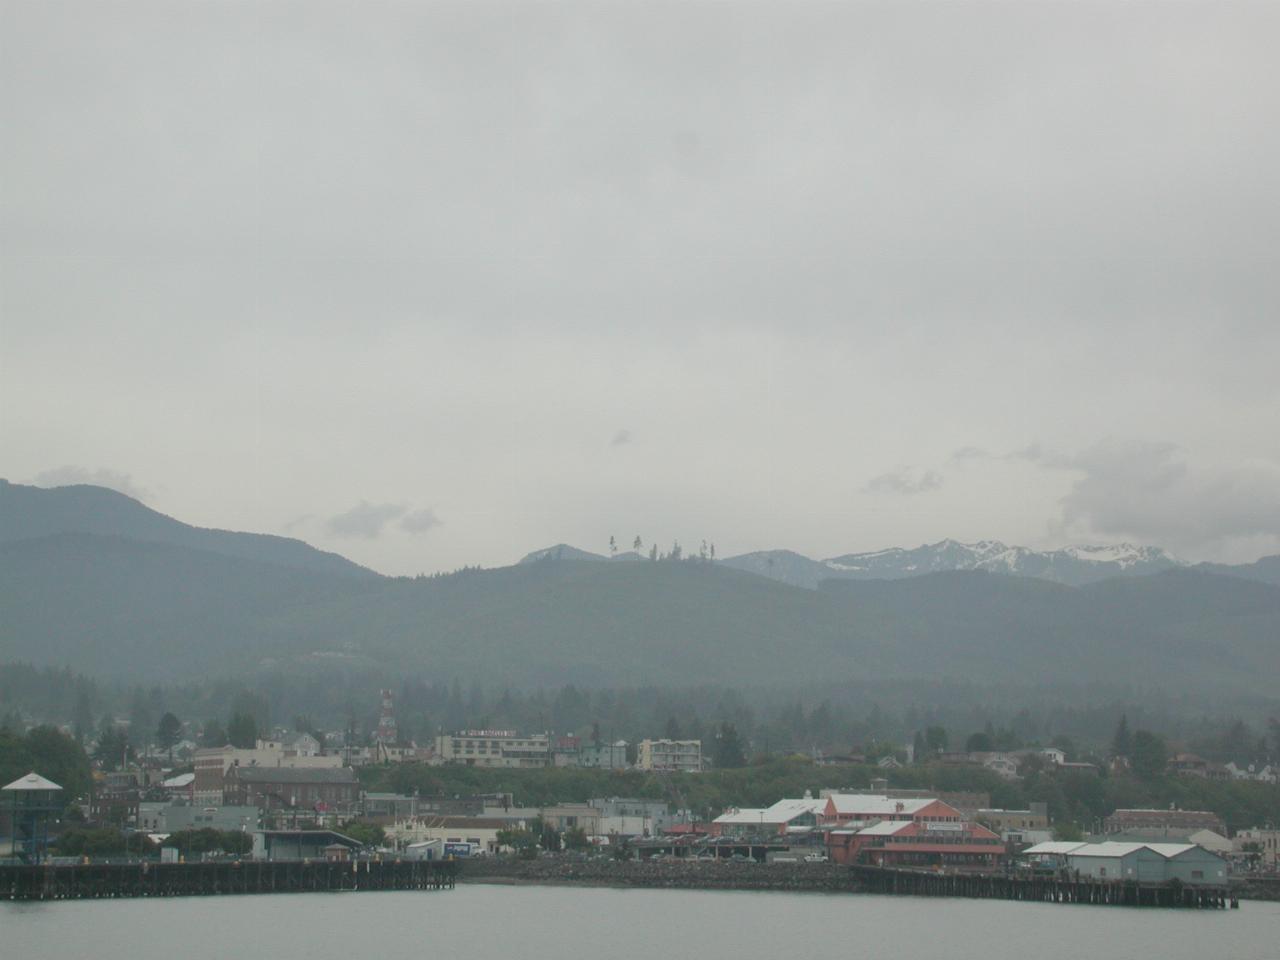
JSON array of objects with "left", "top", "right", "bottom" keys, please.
[
  {"left": 849, "top": 865, "right": 1237, "bottom": 908},
  {"left": 0, "top": 858, "right": 457, "bottom": 901}
]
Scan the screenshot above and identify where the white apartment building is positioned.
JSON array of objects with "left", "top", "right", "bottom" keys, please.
[
  {"left": 434, "top": 731, "right": 550, "bottom": 768},
  {"left": 637, "top": 739, "right": 702, "bottom": 773}
]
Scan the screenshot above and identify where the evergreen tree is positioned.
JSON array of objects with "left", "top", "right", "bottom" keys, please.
[
  {"left": 924, "top": 725, "right": 948, "bottom": 754},
  {"left": 200, "top": 720, "right": 228, "bottom": 748},
  {"left": 1111, "top": 714, "right": 1132, "bottom": 758},
  {"left": 1130, "top": 730, "right": 1168, "bottom": 779},
  {"left": 156, "top": 712, "right": 183, "bottom": 761},
  {"left": 712, "top": 721, "right": 747, "bottom": 768},
  {"left": 912, "top": 731, "right": 927, "bottom": 763},
  {"left": 227, "top": 712, "right": 257, "bottom": 749},
  {"left": 72, "top": 689, "right": 95, "bottom": 746}
]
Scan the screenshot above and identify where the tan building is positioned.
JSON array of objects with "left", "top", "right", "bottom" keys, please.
[
  {"left": 386, "top": 816, "right": 521, "bottom": 855},
  {"left": 1234, "top": 828, "right": 1280, "bottom": 869},
  {"left": 637, "top": 739, "right": 702, "bottom": 773},
  {"left": 434, "top": 731, "right": 550, "bottom": 768},
  {"left": 977, "top": 803, "right": 1050, "bottom": 834}
]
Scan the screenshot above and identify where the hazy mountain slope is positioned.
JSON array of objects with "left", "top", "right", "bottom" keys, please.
[
  {"left": 519, "top": 544, "right": 608, "bottom": 563},
  {"left": 0, "top": 480, "right": 375, "bottom": 579},
  {"left": 3, "top": 529, "right": 1278, "bottom": 696},
  {"left": 256, "top": 560, "right": 856, "bottom": 688},
  {"left": 717, "top": 549, "right": 844, "bottom": 589},
  {"left": 1196, "top": 555, "right": 1280, "bottom": 587},
  {"left": 0, "top": 533, "right": 380, "bottom": 679}
]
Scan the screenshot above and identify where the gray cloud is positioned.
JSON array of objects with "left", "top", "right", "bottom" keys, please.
[
  {"left": 326, "top": 502, "right": 407, "bottom": 539},
  {"left": 611, "top": 429, "right": 633, "bottom": 447},
  {"left": 3, "top": 3, "right": 1279, "bottom": 574},
  {"left": 399, "top": 508, "right": 442, "bottom": 535},
  {"left": 33, "top": 465, "right": 150, "bottom": 501},
  {"left": 864, "top": 467, "right": 944, "bottom": 496},
  {"left": 1052, "top": 440, "right": 1280, "bottom": 552}
]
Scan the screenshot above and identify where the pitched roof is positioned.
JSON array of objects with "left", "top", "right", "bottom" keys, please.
[
  {"left": 826, "top": 794, "right": 934, "bottom": 816},
  {"left": 856, "top": 820, "right": 914, "bottom": 836},
  {"left": 1022, "top": 841, "right": 1087, "bottom": 855},
  {"left": 229, "top": 766, "right": 357, "bottom": 784},
  {"left": 2, "top": 771, "right": 63, "bottom": 791}
]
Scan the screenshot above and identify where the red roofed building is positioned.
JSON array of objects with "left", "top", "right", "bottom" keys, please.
[{"left": 828, "top": 817, "right": 1003, "bottom": 869}]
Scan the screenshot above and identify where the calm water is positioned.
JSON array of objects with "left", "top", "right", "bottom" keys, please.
[{"left": 3, "top": 884, "right": 1277, "bottom": 960}]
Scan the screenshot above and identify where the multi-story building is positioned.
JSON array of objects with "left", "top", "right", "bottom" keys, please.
[
  {"left": 192, "top": 743, "right": 343, "bottom": 805},
  {"left": 1103, "top": 808, "right": 1227, "bottom": 838},
  {"left": 137, "top": 801, "right": 261, "bottom": 835},
  {"left": 1235, "top": 828, "right": 1280, "bottom": 870},
  {"left": 976, "top": 803, "right": 1050, "bottom": 835},
  {"left": 223, "top": 766, "right": 360, "bottom": 815},
  {"left": 637, "top": 739, "right": 702, "bottom": 773},
  {"left": 579, "top": 741, "right": 629, "bottom": 770},
  {"left": 434, "top": 731, "right": 550, "bottom": 768}
]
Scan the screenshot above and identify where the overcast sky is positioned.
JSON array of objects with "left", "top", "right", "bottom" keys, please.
[{"left": 3, "top": 1, "right": 1278, "bottom": 575}]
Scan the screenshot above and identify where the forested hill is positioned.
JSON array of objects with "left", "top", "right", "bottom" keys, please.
[
  {"left": 0, "top": 480, "right": 375, "bottom": 579},
  {"left": 2, "top": 525, "right": 1279, "bottom": 697}
]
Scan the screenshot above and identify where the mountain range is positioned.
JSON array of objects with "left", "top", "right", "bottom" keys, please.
[
  {"left": 526, "top": 538, "right": 1278, "bottom": 590},
  {"left": 2, "top": 480, "right": 1278, "bottom": 697}
]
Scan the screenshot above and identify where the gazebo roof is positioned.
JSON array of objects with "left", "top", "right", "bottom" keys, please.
[{"left": 2, "top": 771, "right": 64, "bottom": 792}]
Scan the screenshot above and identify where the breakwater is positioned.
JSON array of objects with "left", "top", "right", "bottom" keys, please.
[
  {"left": 460, "top": 858, "right": 1237, "bottom": 907},
  {"left": 461, "top": 857, "right": 860, "bottom": 893},
  {"left": 0, "top": 858, "right": 456, "bottom": 901}
]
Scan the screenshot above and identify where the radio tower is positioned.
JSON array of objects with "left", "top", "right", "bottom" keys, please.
[{"left": 375, "top": 689, "right": 397, "bottom": 744}]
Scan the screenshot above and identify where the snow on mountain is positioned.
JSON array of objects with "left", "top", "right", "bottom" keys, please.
[{"left": 819, "top": 539, "right": 1183, "bottom": 588}]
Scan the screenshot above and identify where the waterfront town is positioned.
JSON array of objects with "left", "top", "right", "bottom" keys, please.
[{"left": 3, "top": 691, "right": 1277, "bottom": 900}]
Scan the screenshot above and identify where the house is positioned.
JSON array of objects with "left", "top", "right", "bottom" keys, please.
[{"left": 1037, "top": 748, "right": 1066, "bottom": 766}]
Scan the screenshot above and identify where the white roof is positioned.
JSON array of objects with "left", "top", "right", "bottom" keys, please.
[
  {"left": 762, "top": 798, "right": 827, "bottom": 821},
  {"left": 1142, "top": 843, "right": 1198, "bottom": 858},
  {"left": 714, "top": 798, "right": 825, "bottom": 826},
  {"left": 163, "top": 772, "right": 195, "bottom": 788},
  {"left": 1063, "top": 842, "right": 1198, "bottom": 860},
  {"left": 1023, "top": 842, "right": 1086, "bottom": 855},
  {"left": 2, "top": 771, "right": 63, "bottom": 792},
  {"left": 1067, "top": 842, "right": 1150, "bottom": 858},
  {"left": 713, "top": 808, "right": 770, "bottom": 825},
  {"left": 825, "top": 794, "right": 934, "bottom": 816},
  {"left": 857, "top": 820, "right": 913, "bottom": 837}
]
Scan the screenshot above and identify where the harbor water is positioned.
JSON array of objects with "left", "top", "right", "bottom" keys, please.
[{"left": 3, "top": 883, "right": 1277, "bottom": 960}]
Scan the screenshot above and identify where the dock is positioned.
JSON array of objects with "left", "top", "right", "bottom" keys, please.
[
  {"left": 0, "top": 858, "right": 457, "bottom": 901},
  {"left": 849, "top": 864, "right": 1237, "bottom": 908}
]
